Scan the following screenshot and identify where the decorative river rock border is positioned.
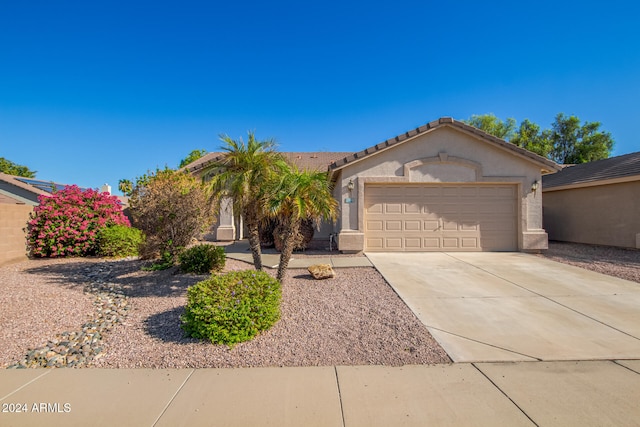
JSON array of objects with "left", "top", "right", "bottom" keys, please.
[{"left": 7, "top": 263, "right": 128, "bottom": 369}]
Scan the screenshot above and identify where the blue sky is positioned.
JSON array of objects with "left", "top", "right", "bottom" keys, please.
[{"left": 1, "top": 0, "right": 639, "bottom": 194}]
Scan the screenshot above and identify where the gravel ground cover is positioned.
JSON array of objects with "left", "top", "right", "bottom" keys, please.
[
  {"left": 1, "top": 255, "right": 450, "bottom": 369},
  {"left": 538, "top": 241, "right": 640, "bottom": 284},
  {"left": 0, "top": 258, "right": 96, "bottom": 368},
  {"left": 3, "top": 241, "right": 637, "bottom": 369}
]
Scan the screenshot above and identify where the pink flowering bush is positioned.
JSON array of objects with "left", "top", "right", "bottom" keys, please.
[{"left": 26, "top": 185, "right": 130, "bottom": 257}]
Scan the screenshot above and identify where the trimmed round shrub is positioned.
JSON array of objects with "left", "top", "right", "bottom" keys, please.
[
  {"left": 97, "top": 225, "right": 145, "bottom": 258},
  {"left": 26, "top": 185, "right": 130, "bottom": 257},
  {"left": 181, "top": 270, "right": 281, "bottom": 347},
  {"left": 179, "top": 244, "right": 226, "bottom": 274}
]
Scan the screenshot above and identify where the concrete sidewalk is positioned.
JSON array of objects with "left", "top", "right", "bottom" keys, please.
[
  {"left": 223, "top": 240, "right": 373, "bottom": 269},
  {"left": 1, "top": 361, "right": 639, "bottom": 426}
]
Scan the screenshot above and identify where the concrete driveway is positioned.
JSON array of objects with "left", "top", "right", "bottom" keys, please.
[{"left": 367, "top": 252, "right": 640, "bottom": 362}]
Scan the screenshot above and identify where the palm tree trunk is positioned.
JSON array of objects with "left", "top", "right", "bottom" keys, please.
[
  {"left": 244, "top": 208, "right": 263, "bottom": 271},
  {"left": 276, "top": 218, "right": 300, "bottom": 282}
]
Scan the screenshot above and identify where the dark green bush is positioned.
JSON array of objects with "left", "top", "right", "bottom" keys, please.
[
  {"left": 97, "top": 225, "right": 144, "bottom": 258},
  {"left": 179, "top": 244, "right": 226, "bottom": 274},
  {"left": 181, "top": 270, "right": 281, "bottom": 347}
]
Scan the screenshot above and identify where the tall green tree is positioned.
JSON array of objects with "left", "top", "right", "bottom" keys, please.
[
  {"left": 548, "top": 113, "right": 614, "bottom": 164},
  {"left": 202, "top": 132, "right": 282, "bottom": 271},
  {"left": 466, "top": 113, "right": 614, "bottom": 164},
  {"left": 464, "top": 114, "right": 517, "bottom": 140},
  {"left": 0, "top": 157, "right": 36, "bottom": 177},
  {"left": 179, "top": 149, "right": 208, "bottom": 169},
  {"left": 510, "top": 119, "right": 552, "bottom": 158},
  {"left": 264, "top": 161, "right": 338, "bottom": 282}
]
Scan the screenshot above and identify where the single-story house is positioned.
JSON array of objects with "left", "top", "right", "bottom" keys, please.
[
  {"left": 187, "top": 117, "right": 561, "bottom": 253},
  {"left": 542, "top": 151, "right": 640, "bottom": 249}
]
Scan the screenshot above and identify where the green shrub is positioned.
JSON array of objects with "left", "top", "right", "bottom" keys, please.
[
  {"left": 181, "top": 270, "right": 281, "bottom": 347},
  {"left": 26, "top": 185, "right": 130, "bottom": 257},
  {"left": 128, "top": 168, "right": 215, "bottom": 264},
  {"left": 179, "top": 244, "right": 226, "bottom": 274},
  {"left": 98, "top": 225, "right": 144, "bottom": 258},
  {"left": 141, "top": 250, "right": 174, "bottom": 271}
]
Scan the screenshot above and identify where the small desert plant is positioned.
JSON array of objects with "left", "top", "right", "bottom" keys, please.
[
  {"left": 179, "top": 244, "right": 226, "bottom": 274},
  {"left": 181, "top": 270, "right": 281, "bottom": 347},
  {"left": 97, "top": 225, "right": 144, "bottom": 258}
]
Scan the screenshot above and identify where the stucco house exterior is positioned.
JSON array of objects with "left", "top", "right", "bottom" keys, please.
[
  {"left": 188, "top": 117, "right": 561, "bottom": 253},
  {"left": 542, "top": 151, "right": 640, "bottom": 249},
  {"left": 0, "top": 173, "right": 50, "bottom": 266}
]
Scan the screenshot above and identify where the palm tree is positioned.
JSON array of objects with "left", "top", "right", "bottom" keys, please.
[
  {"left": 264, "top": 161, "right": 338, "bottom": 282},
  {"left": 202, "top": 132, "right": 282, "bottom": 271}
]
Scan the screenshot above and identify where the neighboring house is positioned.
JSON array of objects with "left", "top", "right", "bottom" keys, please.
[
  {"left": 542, "top": 151, "right": 640, "bottom": 249},
  {"left": 0, "top": 173, "right": 51, "bottom": 266},
  {"left": 187, "top": 117, "right": 561, "bottom": 253}
]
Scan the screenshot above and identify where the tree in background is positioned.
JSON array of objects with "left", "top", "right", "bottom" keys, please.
[
  {"left": 264, "top": 161, "right": 338, "bottom": 282},
  {"left": 509, "top": 119, "right": 552, "bottom": 158},
  {"left": 128, "top": 168, "right": 215, "bottom": 264},
  {"left": 0, "top": 157, "right": 36, "bottom": 177},
  {"left": 547, "top": 113, "right": 614, "bottom": 164},
  {"left": 201, "top": 132, "right": 282, "bottom": 271},
  {"left": 179, "top": 149, "right": 208, "bottom": 169},
  {"left": 118, "top": 179, "right": 133, "bottom": 196},
  {"left": 465, "top": 113, "right": 614, "bottom": 164},
  {"left": 464, "top": 114, "right": 517, "bottom": 140}
]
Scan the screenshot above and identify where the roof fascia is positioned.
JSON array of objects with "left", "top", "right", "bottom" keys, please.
[{"left": 542, "top": 174, "right": 640, "bottom": 192}]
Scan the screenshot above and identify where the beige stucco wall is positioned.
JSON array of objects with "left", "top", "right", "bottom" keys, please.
[
  {"left": 0, "top": 203, "right": 33, "bottom": 266},
  {"left": 334, "top": 125, "right": 548, "bottom": 252},
  {"left": 543, "top": 180, "right": 640, "bottom": 249}
]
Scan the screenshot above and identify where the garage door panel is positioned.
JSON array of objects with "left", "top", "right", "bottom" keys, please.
[
  {"left": 442, "top": 220, "right": 459, "bottom": 231},
  {"left": 404, "top": 220, "right": 421, "bottom": 231},
  {"left": 367, "top": 202, "right": 383, "bottom": 214},
  {"left": 386, "top": 220, "right": 402, "bottom": 231},
  {"left": 461, "top": 237, "right": 479, "bottom": 248},
  {"left": 366, "top": 220, "right": 383, "bottom": 231},
  {"left": 404, "top": 203, "right": 422, "bottom": 214},
  {"left": 423, "top": 238, "right": 441, "bottom": 248},
  {"left": 424, "top": 220, "right": 439, "bottom": 231},
  {"left": 366, "top": 237, "right": 384, "bottom": 249},
  {"left": 385, "top": 238, "right": 403, "bottom": 249},
  {"left": 405, "top": 238, "right": 422, "bottom": 248},
  {"left": 385, "top": 203, "right": 402, "bottom": 214},
  {"left": 365, "top": 184, "right": 517, "bottom": 252}
]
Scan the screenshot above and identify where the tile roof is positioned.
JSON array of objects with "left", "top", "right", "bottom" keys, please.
[
  {"left": 184, "top": 151, "right": 354, "bottom": 174},
  {"left": 328, "top": 117, "right": 561, "bottom": 173},
  {"left": 543, "top": 151, "right": 640, "bottom": 189}
]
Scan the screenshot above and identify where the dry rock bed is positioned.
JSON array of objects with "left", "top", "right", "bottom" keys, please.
[{"left": 1, "top": 256, "right": 450, "bottom": 369}]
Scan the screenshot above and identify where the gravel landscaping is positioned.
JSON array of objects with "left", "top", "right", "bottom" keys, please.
[
  {"left": 3, "top": 241, "right": 638, "bottom": 369},
  {"left": 1, "top": 254, "right": 450, "bottom": 369},
  {"left": 538, "top": 241, "right": 640, "bottom": 284}
]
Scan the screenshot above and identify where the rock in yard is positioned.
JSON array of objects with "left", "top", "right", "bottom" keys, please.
[{"left": 308, "top": 264, "right": 335, "bottom": 280}]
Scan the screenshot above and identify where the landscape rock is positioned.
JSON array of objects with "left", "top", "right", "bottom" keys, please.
[
  {"left": 7, "top": 262, "right": 129, "bottom": 369},
  {"left": 308, "top": 264, "right": 335, "bottom": 280}
]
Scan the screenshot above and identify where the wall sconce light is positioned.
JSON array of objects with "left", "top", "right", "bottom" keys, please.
[
  {"left": 531, "top": 180, "right": 540, "bottom": 193},
  {"left": 347, "top": 179, "right": 355, "bottom": 192}
]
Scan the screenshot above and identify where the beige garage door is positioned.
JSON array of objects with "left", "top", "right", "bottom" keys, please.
[{"left": 365, "top": 184, "right": 517, "bottom": 251}]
